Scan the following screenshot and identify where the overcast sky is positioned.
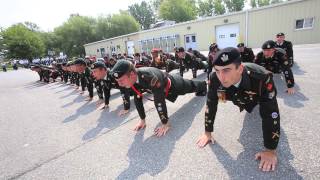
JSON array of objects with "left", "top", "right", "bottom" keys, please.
[{"left": 0, "top": 0, "right": 144, "bottom": 31}]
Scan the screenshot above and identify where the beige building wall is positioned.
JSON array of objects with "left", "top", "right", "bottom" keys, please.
[
  {"left": 137, "top": 12, "right": 246, "bottom": 51},
  {"left": 84, "top": 0, "right": 319, "bottom": 57},
  {"left": 248, "top": 0, "right": 320, "bottom": 48}
]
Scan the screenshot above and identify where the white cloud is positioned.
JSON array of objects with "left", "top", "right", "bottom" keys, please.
[{"left": 0, "top": 0, "right": 144, "bottom": 31}]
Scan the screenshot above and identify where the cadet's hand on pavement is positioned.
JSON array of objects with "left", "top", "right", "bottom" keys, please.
[
  {"left": 85, "top": 97, "right": 93, "bottom": 101},
  {"left": 197, "top": 132, "right": 214, "bottom": 148},
  {"left": 96, "top": 99, "right": 104, "bottom": 107},
  {"left": 100, "top": 104, "right": 109, "bottom": 110},
  {"left": 133, "top": 119, "right": 146, "bottom": 131},
  {"left": 154, "top": 123, "right": 170, "bottom": 137},
  {"left": 287, "top": 88, "right": 295, "bottom": 95},
  {"left": 118, "top": 109, "right": 129, "bottom": 116},
  {"left": 255, "top": 150, "right": 278, "bottom": 172}
]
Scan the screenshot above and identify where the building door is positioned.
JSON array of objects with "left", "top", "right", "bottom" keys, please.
[
  {"left": 126, "top": 41, "right": 135, "bottom": 56},
  {"left": 184, "top": 34, "right": 197, "bottom": 51},
  {"left": 215, "top": 23, "right": 240, "bottom": 48}
]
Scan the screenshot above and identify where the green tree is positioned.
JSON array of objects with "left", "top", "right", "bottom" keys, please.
[
  {"left": 22, "top": 21, "right": 40, "bottom": 32},
  {"left": 129, "top": 1, "right": 156, "bottom": 29},
  {"left": 107, "top": 12, "right": 141, "bottom": 37},
  {"left": 53, "top": 15, "right": 98, "bottom": 57},
  {"left": 223, "top": 0, "right": 245, "bottom": 12},
  {"left": 1, "top": 24, "right": 45, "bottom": 61},
  {"left": 95, "top": 15, "right": 112, "bottom": 40},
  {"left": 198, "top": 0, "right": 226, "bottom": 17},
  {"left": 250, "top": 0, "right": 284, "bottom": 8},
  {"left": 159, "top": 0, "right": 197, "bottom": 23},
  {"left": 38, "top": 32, "right": 60, "bottom": 55},
  {"left": 250, "top": 0, "right": 257, "bottom": 8}
]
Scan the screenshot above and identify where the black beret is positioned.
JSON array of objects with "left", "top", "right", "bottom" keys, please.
[
  {"left": 74, "top": 58, "right": 86, "bottom": 66},
  {"left": 276, "top": 32, "right": 285, "bottom": 37},
  {"left": 178, "top": 47, "right": 185, "bottom": 52},
  {"left": 212, "top": 47, "right": 241, "bottom": 66},
  {"left": 31, "top": 65, "right": 40, "bottom": 68},
  {"left": 262, "top": 40, "right": 276, "bottom": 49},
  {"left": 91, "top": 61, "right": 106, "bottom": 70},
  {"left": 237, "top": 43, "right": 245, "bottom": 47},
  {"left": 209, "top": 43, "right": 218, "bottom": 52},
  {"left": 110, "top": 60, "right": 132, "bottom": 79},
  {"left": 66, "top": 61, "right": 74, "bottom": 66}
]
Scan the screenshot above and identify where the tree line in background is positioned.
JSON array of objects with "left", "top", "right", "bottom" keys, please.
[{"left": 0, "top": 0, "right": 288, "bottom": 61}]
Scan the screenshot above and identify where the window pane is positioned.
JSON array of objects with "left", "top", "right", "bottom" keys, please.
[
  {"left": 230, "top": 33, "right": 236, "bottom": 37},
  {"left": 192, "top": 36, "right": 196, "bottom": 42},
  {"left": 296, "top": 19, "right": 304, "bottom": 29},
  {"left": 304, "top": 17, "right": 314, "bottom": 28},
  {"left": 186, "top": 37, "right": 190, "bottom": 43}
]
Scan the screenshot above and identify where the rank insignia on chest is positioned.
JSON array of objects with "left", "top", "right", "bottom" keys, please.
[
  {"left": 217, "top": 89, "right": 226, "bottom": 103},
  {"left": 244, "top": 91, "right": 257, "bottom": 95}
]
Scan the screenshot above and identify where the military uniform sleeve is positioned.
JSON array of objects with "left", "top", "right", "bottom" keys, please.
[
  {"left": 280, "top": 54, "right": 295, "bottom": 88},
  {"left": 205, "top": 73, "right": 219, "bottom": 132},
  {"left": 259, "top": 75, "right": 280, "bottom": 150},
  {"left": 248, "top": 48, "right": 255, "bottom": 62},
  {"left": 134, "top": 94, "right": 146, "bottom": 119},
  {"left": 95, "top": 81, "right": 104, "bottom": 99},
  {"left": 103, "top": 80, "right": 111, "bottom": 105},
  {"left": 120, "top": 88, "right": 130, "bottom": 110},
  {"left": 287, "top": 41, "right": 294, "bottom": 65},
  {"left": 153, "top": 87, "right": 168, "bottom": 124},
  {"left": 254, "top": 52, "right": 263, "bottom": 65},
  {"left": 146, "top": 72, "right": 169, "bottom": 124}
]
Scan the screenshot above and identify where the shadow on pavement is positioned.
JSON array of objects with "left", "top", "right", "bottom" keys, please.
[
  {"left": 292, "top": 62, "right": 306, "bottom": 76},
  {"left": 81, "top": 91, "right": 151, "bottom": 141},
  {"left": 273, "top": 74, "right": 308, "bottom": 108},
  {"left": 62, "top": 100, "right": 95, "bottom": 123},
  {"left": 210, "top": 107, "right": 303, "bottom": 180},
  {"left": 23, "top": 81, "right": 48, "bottom": 89},
  {"left": 116, "top": 96, "right": 206, "bottom": 179}
]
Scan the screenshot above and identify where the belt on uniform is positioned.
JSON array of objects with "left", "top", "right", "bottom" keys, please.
[{"left": 130, "top": 78, "right": 171, "bottom": 101}]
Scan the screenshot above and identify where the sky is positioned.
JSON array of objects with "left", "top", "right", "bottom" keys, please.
[{"left": 0, "top": 0, "right": 145, "bottom": 31}]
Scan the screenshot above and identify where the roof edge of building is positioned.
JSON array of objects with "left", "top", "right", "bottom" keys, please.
[{"left": 84, "top": 0, "right": 306, "bottom": 47}]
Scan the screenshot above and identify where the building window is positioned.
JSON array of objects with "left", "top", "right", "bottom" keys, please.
[
  {"left": 295, "top": 17, "right": 314, "bottom": 30},
  {"left": 192, "top": 35, "right": 196, "bottom": 42},
  {"left": 97, "top": 49, "right": 99, "bottom": 52},
  {"left": 186, "top": 36, "right": 190, "bottom": 43}
]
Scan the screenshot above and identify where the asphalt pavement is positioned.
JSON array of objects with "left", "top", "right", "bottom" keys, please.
[{"left": 0, "top": 44, "right": 320, "bottom": 180}]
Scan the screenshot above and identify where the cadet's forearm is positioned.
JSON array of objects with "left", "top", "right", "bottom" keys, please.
[
  {"left": 134, "top": 95, "right": 146, "bottom": 120},
  {"left": 120, "top": 88, "right": 130, "bottom": 110},
  {"left": 153, "top": 91, "right": 168, "bottom": 124},
  {"left": 259, "top": 95, "right": 280, "bottom": 150},
  {"left": 283, "top": 68, "right": 294, "bottom": 88}
]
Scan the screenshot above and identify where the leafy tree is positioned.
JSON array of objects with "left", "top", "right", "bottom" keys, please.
[
  {"left": 223, "top": 0, "right": 245, "bottom": 12},
  {"left": 198, "top": 0, "right": 226, "bottom": 17},
  {"left": 129, "top": 1, "right": 156, "bottom": 29},
  {"left": 1, "top": 24, "right": 45, "bottom": 61},
  {"left": 53, "top": 15, "right": 97, "bottom": 57},
  {"left": 159, "top": 0, "right": 198, "bottom": 23},
  {"left": 38, "top": 32, "right": 60, "bottom": 56},
  {"left": 107, "top": 12, "right": 141, "bottom": 37},
  {"left": 250, "top": 0, "right": 284, "bottom": 8}
]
